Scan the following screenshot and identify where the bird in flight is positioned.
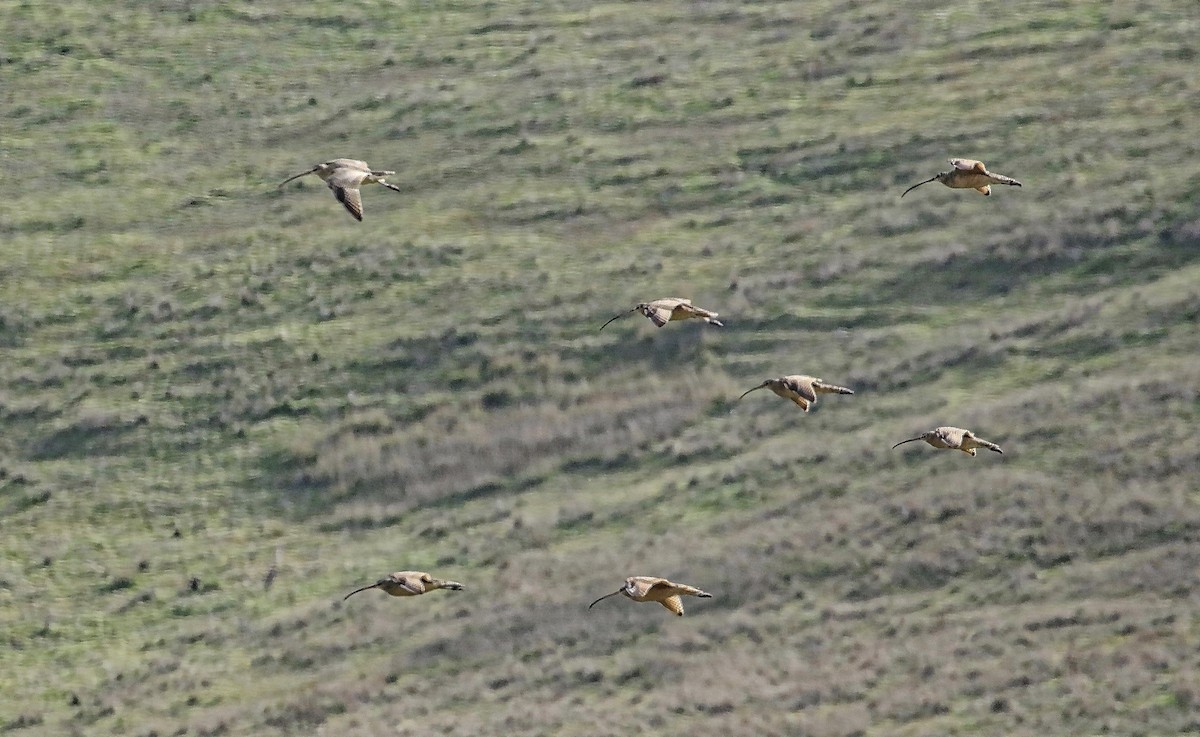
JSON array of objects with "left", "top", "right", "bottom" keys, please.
[
  {"left": 278, "top": 158, "right": 403, "bottom": 221},
  {"left": 901, "top": 158, "right": 1022, "bottom": 198}
]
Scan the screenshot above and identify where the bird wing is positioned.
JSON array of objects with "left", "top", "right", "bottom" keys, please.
[
  {"left": 961, "top": 431, "right": 1003, "bottom": 454},
  {"left": 630, "top": 576, "right": 667, "bottom": 598},
  {"left": 331, "top": 185, "right": 363, "bottom": 221},
  {"left": 812, "top": 379, "right": 853, "bottom": 395},
  {"left": 328, "top": 167, "right": 368, "bottom": 188},
  {"left": 986, "top": 171, "right": 1021, "bottom": 187},
  {"left": 327, "top": 166, "right": 368, "bottom": 221},
  {"left": 783, "top": 376, "right": 818, "bottom": 403},
  {"left": 658, "top": 595, "right": 685, "bottom": 616},
  {"left": 391, "top": 573, "right": 426, "bottom": 595},
  {"left": 950, "top": 158, "right": 985, "bottom": 172},
  {"left": 642, "top": 304, "right": 674, "bottom": 327},
  {"left": 654, "top": 298, "right": 690, "bottom": 309},
  {"left": 788, "top": 395, "right": 811, "bottom": 411},
  {"left": 666, "top": 581, "right": 708, "bottom": 597},
  {"left": 329, "top": 158, "right": 371, "bottom": 171},
  {"left": 680, "top": 302, "right": 719, "bottom": 320},
  {"left": 935, "top": 427, "right": 967, "bottom": 447},
  {"left": 644, "top": 578, "right": 677, "bottom": 595}
]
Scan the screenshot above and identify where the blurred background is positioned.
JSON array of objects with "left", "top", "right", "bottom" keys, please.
[{"left": 1, "top": 1, "right": 1199, "bottom": 735}]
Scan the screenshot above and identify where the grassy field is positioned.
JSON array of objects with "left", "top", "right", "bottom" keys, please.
[{"left": 2, "top": 0, "right": 1200, "bottom": 735}]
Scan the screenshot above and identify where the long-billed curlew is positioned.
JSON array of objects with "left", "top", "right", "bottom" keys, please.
[
  {"left": 278, "top": 158, "right": 403, "bottom": 221},
  {"left": 737, "top": 375, "right": 854, "bottom": 412},
  {"left": 588, "top": 576, "right": 712, "bottom": 616},
  {"left": 901, "top": 158, "right": 1022, "bottom": 198},
  {"left": 343, "top": 571, "right": 464, "bottom": 601},
  {"left": 599, "top": 298, "right": 723, "bottom": 330},
  {"left": 892, "top": 426, "right": 1003, "bottom": 456}
]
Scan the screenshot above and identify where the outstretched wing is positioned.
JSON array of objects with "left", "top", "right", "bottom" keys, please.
[
  {"left": 329, "top": 158, "right": 371, "bottom": 171},
  {"left": 331, "top": 186, "right": 363, "bottom": 221},
  {"left": 629, "top": 577, "right": 665, "bottom": 598},
  {"left": 812, "top": 379, "right": 854, "bottom": 396},
  {"left": 328, "top": 169, "right": 368, "bottom": 221},
  {"left": 987, "top": 171, "right": 1021, "bottom": 187},
  {"left": 950, "top": 158, "right": 985, "bottom": 172}
]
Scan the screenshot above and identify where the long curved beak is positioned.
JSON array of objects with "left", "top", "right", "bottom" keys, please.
[
  {"left": 900, "top": 175, "right": 939, "bottom": 198},
  {"left": 599, "top": 307, "right": 637, "bottom": 332},
  {"left": 342, "top": 582, "right": 382, "bottom": 601},
  {"left": 891, "top": 436, "right": 923, "bottom": 450},
  {"left": 736, "top": 383, "right": 769, "bottom": 402},
  {"left": 278, "top": 166, "right": 320, "bottom": 189},
  {"left": 588, "top": 590, "right": 624, "bottom": 610}
]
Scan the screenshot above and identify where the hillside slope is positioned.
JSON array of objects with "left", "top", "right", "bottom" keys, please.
[{"left": 2, "top": 1, "right": 1199, "bottom": 736}]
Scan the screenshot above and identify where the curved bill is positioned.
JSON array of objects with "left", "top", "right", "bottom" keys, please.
[
  {"left": 891, "top": 436, "right": 924, "bottom": 450},
  {"left": 900, "top": 175, "right": 939, "bottom": 198},
  {"left": 599, "top": 307, "right": 638, "bottom": 332},
  {"left": 342, "top": 582, "right": 383, "bottom": 601},
  {"left": 736, "top": 383, "right": 769, "bottom": 402},
  {"left": 278, "top": 166, "right": 320, "bottom": 189},
  {"left": 588, "top": 590, "right": 624, "bottom": 609}
]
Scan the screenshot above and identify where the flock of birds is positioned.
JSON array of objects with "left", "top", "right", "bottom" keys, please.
[{"left": 279, "top": 155, "right": 1022, "bottom": 616}]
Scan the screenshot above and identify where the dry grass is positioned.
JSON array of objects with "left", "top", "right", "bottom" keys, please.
[{"left": 2, "top": 0, "right": 1200, "bottom": 735}]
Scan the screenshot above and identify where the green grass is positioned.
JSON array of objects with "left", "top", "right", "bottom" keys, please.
[{"left": 2, "top": 0, "right": 1200, "bottom": 735}]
